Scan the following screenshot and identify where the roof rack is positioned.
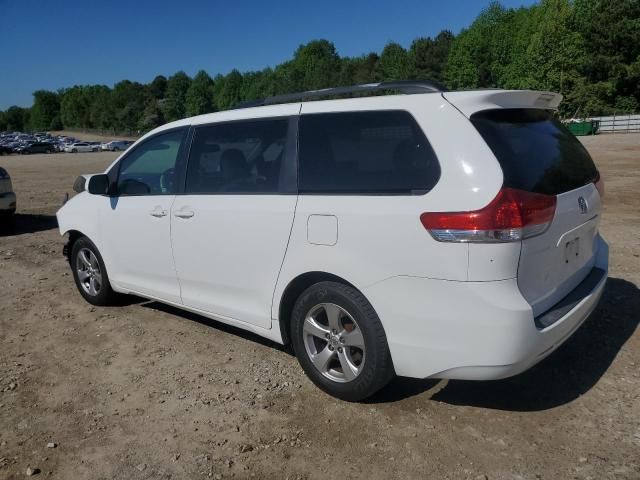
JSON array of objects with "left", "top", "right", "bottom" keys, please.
[{"left": 232, "top": 80, "right": 447, "bottom": 109}]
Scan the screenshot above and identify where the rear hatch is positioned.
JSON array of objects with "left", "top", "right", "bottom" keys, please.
[{"left": 470, "top": 108, "right": 602, "bottom": 316}]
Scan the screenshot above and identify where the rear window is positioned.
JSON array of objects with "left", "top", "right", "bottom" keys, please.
[
  {"left": 471, "top": 109, "right": 598, "bottom": 195},
  {"left": 298, "top": 110, "right": 440, "bottom": 194}
]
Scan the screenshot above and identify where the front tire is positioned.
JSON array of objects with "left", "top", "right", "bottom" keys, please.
[
  {"left": 70, "top": 237, "right": 118, "bottom": 306},
  {"left": 290, "top": 281, "right": 394, "bottom": 401}
]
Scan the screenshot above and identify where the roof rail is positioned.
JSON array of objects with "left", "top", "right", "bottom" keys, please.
[{"left": 232, "top": 80, "right": 447, "bottom": 109}]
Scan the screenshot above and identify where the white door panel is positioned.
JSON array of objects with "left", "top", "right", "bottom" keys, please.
[
  {"left": 99, "top": 128, "right": 186, "bottom": 302},
  {"left": 171, "top": 195, "right": 297, "bottom": 328},
  {"left": 101, "top": 195, "right": 181, "bottom": 303}
]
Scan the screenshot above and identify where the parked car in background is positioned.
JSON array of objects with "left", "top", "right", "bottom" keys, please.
[
  {"left": 57, "top": 81, "right": 608, "bottom": 401},
  {"left": 0, "top": 167, "right": 16, "bottom": 218},
  {"left": 101, "top": 140, "right": 129, "bottom": 152},
  {"left": 17, "top": 142, "right": 56, "bottom": 154},
  {"left": 88, "top": 142, "right": 101, "bottom": 152},
  {"left": 65, "top": 142, "right": 93, "bottom": 153}
]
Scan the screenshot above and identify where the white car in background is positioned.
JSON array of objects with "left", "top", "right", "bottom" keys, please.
[
  {"left": 64, "top": 142, "right": 93, "bottom": 153},
  {"left": 0, "top": 167, "right": 16, "bottom": 218},
  {"left": 56, "top": 81, "right": 608, "bottom": 401},
  {"left": 101, "top": 140, "right": 129, "bottom": 152}
]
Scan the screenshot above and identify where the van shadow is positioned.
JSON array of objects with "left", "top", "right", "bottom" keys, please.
[
  {"left": 141, "top": 301, "right": 292, "bottom": 354},
  {"left": 368, "top": 277, "right": 639, "bottom": 411},
  {"left": 0, "top": 213, "right": 58, "bottom": 237}
]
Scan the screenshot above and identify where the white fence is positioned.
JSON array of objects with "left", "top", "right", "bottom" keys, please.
[{"left": 586, "top": 114, "right": 640, "bottom": 133}]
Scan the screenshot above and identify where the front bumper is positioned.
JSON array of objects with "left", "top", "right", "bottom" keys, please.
[
  {"left": 364, "top": 236, "right": 609, "bottom": 380},
  {"left": 0, "top": 191, "right": 16, "bottom": 213}
]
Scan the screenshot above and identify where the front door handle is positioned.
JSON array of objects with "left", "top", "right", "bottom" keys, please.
[
  {"left": 149, "top": 207, "right": 168, "bottom": 218},
  {"left": 174, "top": 209, "right": 194, "bottom": 219}
]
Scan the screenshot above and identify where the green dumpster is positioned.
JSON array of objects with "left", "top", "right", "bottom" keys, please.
[{"left": 567, "top": 120, "right": 600, "bottom": 136}]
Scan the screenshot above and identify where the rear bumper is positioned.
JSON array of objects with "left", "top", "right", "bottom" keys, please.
[
  {"left": 364, "top": 235, "right": 609, "bottom": 380},
  {"left": 0, "top": 192, "right": 16, "bottom": 213}
]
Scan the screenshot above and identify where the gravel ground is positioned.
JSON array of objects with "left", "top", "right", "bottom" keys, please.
[{"left": 0, "top": 134, "right": 638, "bottom": 480}]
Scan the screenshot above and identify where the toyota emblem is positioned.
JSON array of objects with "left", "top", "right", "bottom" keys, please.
[{"left": 578, "top": 196, "right": 588, "bottom": 214}]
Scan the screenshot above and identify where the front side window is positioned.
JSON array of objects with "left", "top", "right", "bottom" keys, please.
[
  {"left": 185, "top": 118, "right": 289, "bottom": 194},
  {"left": 116, "top": 129, "right": 185, "bottom": 196},
  {"left": 298, "top": 110, "right": 440, "bottom": 194}
]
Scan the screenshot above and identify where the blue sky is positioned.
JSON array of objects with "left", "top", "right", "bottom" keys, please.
[{"left": 0, "top": 0, "right": 536, "bottom": 109}]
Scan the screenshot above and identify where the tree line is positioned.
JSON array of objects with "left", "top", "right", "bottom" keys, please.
[{"left": 1, "top": 0, "right": 638, "bottom": 134}]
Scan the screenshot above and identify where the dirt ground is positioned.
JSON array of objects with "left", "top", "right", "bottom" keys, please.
[{"left": 0, "top": 134, "right": 638, "bottom": 480}]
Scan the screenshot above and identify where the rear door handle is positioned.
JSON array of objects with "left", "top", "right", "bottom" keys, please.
[
  {"left": 174, "top": 209, "right": 194, "bottom": 219},
  {"left": 150, "top": 207, "right": 168, "bottom": 218}
]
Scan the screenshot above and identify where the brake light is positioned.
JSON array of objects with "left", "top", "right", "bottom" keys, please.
[
  {"left": 420, "top": 188, "right": 557, "bottom": 243},
  {"left": 594, "top": 172, "right": 604, "bottom": 201}
]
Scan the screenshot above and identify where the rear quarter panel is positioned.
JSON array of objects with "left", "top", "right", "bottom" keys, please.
[{"left": 272, "top": 94, "right": 504, "bottom": 320}]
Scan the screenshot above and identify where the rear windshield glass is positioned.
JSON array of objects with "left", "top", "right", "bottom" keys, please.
[
  {"left": 298, "top": 110, "right": 440, "bottom": 195},
  {"left": 471, "top": 109, "right": 598, "bottom": 195}
]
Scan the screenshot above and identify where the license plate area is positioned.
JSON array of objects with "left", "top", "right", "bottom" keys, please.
[{"left": 564, "top": 237, "right": 581, "bottom": 265}]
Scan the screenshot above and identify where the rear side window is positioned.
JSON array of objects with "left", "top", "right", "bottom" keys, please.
[
  {"left": 185, "top": 118, "right": 289, "bottom": 194},
  {"left": 471, "top": 109, "right": 598, "bottom": 195},
  {"left": 298, "top": 111, "right": 440, "bottom": 194}
]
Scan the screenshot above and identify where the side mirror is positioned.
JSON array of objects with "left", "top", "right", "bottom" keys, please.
[{"left": 87, "top": 174, "right": 110, "bottom": 195}]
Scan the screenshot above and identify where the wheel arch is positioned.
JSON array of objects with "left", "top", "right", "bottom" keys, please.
[
  {"left": 62, "top": 229, "right": 90, "bottom": 260},
  {"left": 277, "top": 271, "right": 360, "bottom": 345}
]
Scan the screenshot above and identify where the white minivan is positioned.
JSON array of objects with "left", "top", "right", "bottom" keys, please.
[{"left": 57, "top": 82, "right": 608, "bottom": 401}]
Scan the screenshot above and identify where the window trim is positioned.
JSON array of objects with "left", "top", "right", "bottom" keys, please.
[
  {"left": 179, "top": 115, "right": 299, "bottom": 196},
  {"left": 296, "top": 109, "right": 441, "bottom": 196},
  {"left": 107, "top": 126, "right": 189, "bottom": 197}
]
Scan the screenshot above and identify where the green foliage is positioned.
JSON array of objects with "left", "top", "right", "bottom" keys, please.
[
  {"left": 10, "top": 2, "right": 639, "bottom": 134},
  {"left": 139, "top": 98, "right": 165, "bottom": 131},
  {"left": 291, "top": 40, "right": 342, "bottom": 90},
  {"left": 569, "top": 0, "right": 640, "bottom": 115},
  {"left": 525, "top": 0, "right": 586, "bottom": 98},
  {"left": 4, "top": 106, "right": 28, "bottom": 131},
  {"left": 111, "top": 81, "right": 149, "bottom": 131},
  {"left": 446, "top": 2, "right": 509, "bottom": 88},
  {"left": 409, "top": 31, "right": 454, "bottom": 83},
  {"left": 163, "top": 71, "right": 192, "bottom": 121},
  {"left": 213, "top": 70, "right": 244, "bottom": 110},
  {"left": 378, "top": 43, "right": 411, "bottom": 80},
  {"left": 59, "top": 85, "right": 117, "bottom": 130},
  {"left": 149, "top": 75, "right": 168, "bottom": 99},
  {"left": 339, "top": 53, "right": 380, "bottom": 85},
  {"left": 445, "top": 0, "right": 639, "bottom": 116},
  {"left": 29, "top": 90, "right": 61, "bottom": 131},
  {"left": 185, "top": 70, "right": 214, "bottom": 116}
]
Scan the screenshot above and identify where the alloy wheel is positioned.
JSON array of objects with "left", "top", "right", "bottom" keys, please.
[
  {"left": 76, "top": 248, "right": 103, "bottom": 296},
  {"left": 302, "top": 303, "right": 366, "bottom": 383}
]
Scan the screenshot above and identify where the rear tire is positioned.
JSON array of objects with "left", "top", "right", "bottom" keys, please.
[
  {"left": 70, "top": 236, "right": 118, "bottom": 306},
  {"left": 290, "top": 281, "right": 394, "bottom": 401}
]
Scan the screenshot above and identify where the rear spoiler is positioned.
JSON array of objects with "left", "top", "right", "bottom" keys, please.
[{"left": 442, "top": 90, "right": 562, "bottom": 118}]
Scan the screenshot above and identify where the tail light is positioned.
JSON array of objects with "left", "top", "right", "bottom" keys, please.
[
  {"left": 420, "top": 188, "right": 557, "bottom": 243},
  {"left": 594, "top": 172, "right": 604, "bottom": 201}
]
